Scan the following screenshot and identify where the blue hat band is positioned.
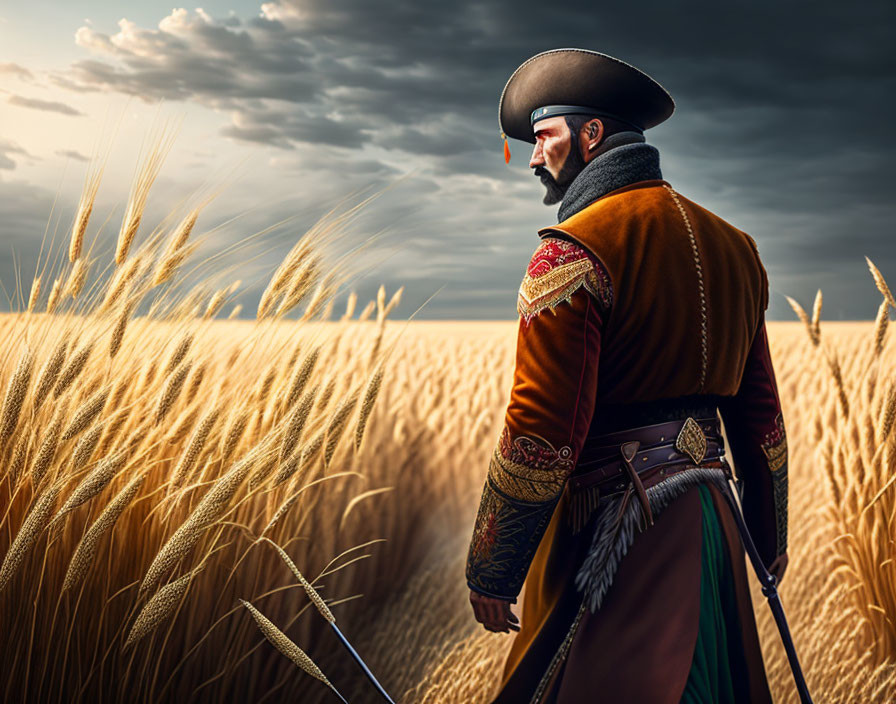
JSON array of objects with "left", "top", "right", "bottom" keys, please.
[{"left": 530, "top": 105, "right": 644, "bottom": 132}]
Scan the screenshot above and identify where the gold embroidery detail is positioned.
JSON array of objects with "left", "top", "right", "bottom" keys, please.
[
  {"left": 664, "top": 185, "right": 708, "bottom": 392},
  {"left": 519, "top": 258, "right": 594, "bottom": 303},
  {"left": 675, "top": 416, "right": 707, "bottom": 464},
  {"left": 487, "top": 428, "right": 573, "bottom": 503}
]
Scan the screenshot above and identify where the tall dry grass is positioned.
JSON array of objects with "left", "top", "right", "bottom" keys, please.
[
  {"left": 4, "top": 139, "right": 896, "bottom": 703},
  {"left": 0, "top": 141, "right": 415, "bottom": 703}
]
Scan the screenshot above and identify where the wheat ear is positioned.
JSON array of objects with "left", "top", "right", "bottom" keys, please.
[
  {"left": 171, "top": 407, "right": 220, "bottom": 488},
  {"left": 33, "top": 336, "right": 68, "bottom": 412},
  {"left": 53, "top": 341, "right": 94, "bottom": 399},
  {"left": 261, "top": 538, "right": 335, "bottom": 623},
  {"left": 867, "top": 256, "right": 896, "bottom": 308},
  {"left": 51, "top": 450, "right": 128, "bottom": 528},
  {"left": 239, "top": 599, "right": 343, "bottom": 701},
  {"left": 141, "top": 449, "right": 258, "bottom": 595},
  {"left": 61, "top": 384, "right": 110, "bottom": 441},
  {"left": 355, "top": 363, "right": 384, "bottom": 452},
  {"left": 62, "top": 473, "right": 144, "bottom": 591},
  {"left": 0, "top": 482, "right": 61, "bottom": 592},
  {"left": 0, "top": 345, "right": 35, "bottom": 443},
  {"left": 126, "top": 565, "right": 202, "bottom": 648}
]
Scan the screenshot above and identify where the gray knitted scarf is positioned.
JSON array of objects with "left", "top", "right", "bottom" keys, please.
[{"left": 557, "top": 131, "right": 663, "bottom": 222}]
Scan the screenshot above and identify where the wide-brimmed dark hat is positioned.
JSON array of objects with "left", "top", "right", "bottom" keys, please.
[{"left": 498, "top": 48, "right": 675, "bottom": 144}]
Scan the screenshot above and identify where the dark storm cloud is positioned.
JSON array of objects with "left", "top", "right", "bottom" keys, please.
[{"left": 29, "top": 0, "right": 896, "bottom": 318}]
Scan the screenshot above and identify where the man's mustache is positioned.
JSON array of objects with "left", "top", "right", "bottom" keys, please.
[{"left": 533, "top": 166, "right": 552, "bottom": 181}]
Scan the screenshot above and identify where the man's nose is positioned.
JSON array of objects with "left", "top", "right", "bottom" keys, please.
[{"left": 529, "top": 142, "right": 544, "bottom": 169}]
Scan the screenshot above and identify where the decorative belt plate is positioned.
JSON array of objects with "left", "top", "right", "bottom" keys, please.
[{"left": 675, "top": 416, "right": 707, "bottom": 464}]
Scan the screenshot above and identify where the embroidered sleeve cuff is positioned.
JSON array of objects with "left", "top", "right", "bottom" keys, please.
[
  {"left": 465, "top": 427, "right": 574, "bottom": 599},
  {"left": 465, "top": 478, "right": 559, "bottom": 599},
  {"left": 761, "top": 411, "right": 788, "bottom": 556}
]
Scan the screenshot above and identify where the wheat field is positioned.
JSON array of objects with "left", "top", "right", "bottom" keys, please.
[{"left": 1, "top": 140, "right": 895, "bottom": 702}]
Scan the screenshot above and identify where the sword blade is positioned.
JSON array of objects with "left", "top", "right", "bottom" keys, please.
[
  {"left": 719, "top": 477, "right": 814, "bottom": 704},
  {"left": 330, "top": 622, "right": 396, "bottom": 703}
]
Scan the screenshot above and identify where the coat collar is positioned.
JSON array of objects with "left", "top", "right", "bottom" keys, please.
[{"left": 555, "top": 139, "right": 664, "bottom": 223}]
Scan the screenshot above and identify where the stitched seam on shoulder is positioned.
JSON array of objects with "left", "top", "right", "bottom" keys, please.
[{"left": 569, "top": 295, "right": 591, "bottom": 445}]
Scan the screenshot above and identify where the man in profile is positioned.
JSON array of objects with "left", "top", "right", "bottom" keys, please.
[{"left": 465, "top": 48, "right": 788, "bottom": 703}]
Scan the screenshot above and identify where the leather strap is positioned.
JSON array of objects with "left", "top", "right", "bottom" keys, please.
[{"left": 582, "top": 415, "right": 721, "bottom": 455}]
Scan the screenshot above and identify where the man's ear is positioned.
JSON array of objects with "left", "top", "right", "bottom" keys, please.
[{"left": 583, "top": 119, "right": 604, "bottom": 160}]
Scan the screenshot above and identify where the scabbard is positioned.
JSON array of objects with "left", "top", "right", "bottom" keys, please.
[{"left": 716, "top": 478, "right": 814, "bottom": 704}]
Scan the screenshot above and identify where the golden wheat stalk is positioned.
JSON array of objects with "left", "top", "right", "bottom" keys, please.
[
  {"left": 260, "top": 538, "right": 335, "bottom": 623},
  {"left": 32, "top": 337, "right": 68, "bottom": 412},
  {"left": 866, "top": 256, "right": 896, "bottom": 308},
  {"left": 155, "top": 361, "right": 192, "bottom": 425},
  {"left": 324, "top": 394, "right": 358, "bottom": 468},
  {"left": 299, "top": 282, "right": 328, "bottom": 322},
  {"left": 171, "top": 407, "right": 220, "bottom": 488},
  {"left": 0, "top": 482, "right": 61, "bottom": 592},
  {"left": 53, "top": 341, "right": 93, "bottom": 399},
  {"left": 825, "top": 348, "right": 850, "bottom": 418},
  {"left": 785, "top": 294, "right": 818, "bottom": 345},
  {"left": 164, "top": 333, "right": 194, "bottom": 376},
  {"left": 203, "top": 288, "right": 228, "bottom": 319},
  {"left": 116, "top": 130, "right": 173, "bottom": 265},
  {"left": 220, "top": 409, "right": 250, "bottom": 465},
  {"left": 284, "top": 346, "right": 321, "bottom": 411},
  {"left": 877, "top": 381, "right": 896, "bottom": 445},
  {"left": 102, "top": 255, "right": 141, "bottom": 312},
  {"left": 340, "top": 291, "right": 358, "bottom": 321},
  {"left": 7, "top": 433, "right": 29, "bottom": 484},
  {"left": 873, "top": 300, "right": 889, "bottom": 358},
  {"left": 32, "top": 408, "right": 64, "bottom": 485},
  {"left": 357, "top": 300, "right": 376, "bottom": 322},
  {"left": 279, "top": 384, "right": 318, "bottom": 463},
  {"left": 70, "top": 177, "right": 100, "bottom": 263},
  {"left": 69, "top": 422, "right": 103, "bottom": 473},
  {"left": 275, "top": 257, "right": 321, "bottom": 318},
  {"left": 239, "top": 599, "right": 345, "bottom": 701},
  {"left": 153, "top": 208, "right": 200, "bottom": 287},
  {"left": 27, "top": 275, "right": 41, "bottom": 313},
  {"left": 258, "top": 240, "right": 314, "bottom": 319},
  {"left": 110, "top": 300, "right": 136, "bottom": 359},
  {"left": 126, "top": 566, "right": 202, "bottom": 648},
  {"left": 62, "top": 473, "right": 145, "bottom": 592},
  {"left": 51, "top": 450, "right": 128, "bottom": 527},
  {"left": 227, "top": 304, "right": 242, "bottom": 320},
  {"left": 355, "top": 363, "right": 384, "bottom": 452},
  {"left": 66, "top": 258, "right": 89, "bottom": 299},
  {"left": 375, "top": 284, "right": 387, "bottom": 324},
  {"left": 140, "top": 449, "right": 259, "bottom": 595},
  {"left": 61, "top": 384, "right": 110, "bottom": 441},
  {"left": 0, "top": 344, "right": 34, "bottom": 443},
  {"left": 383, "top": 286, "right": 404, "bottom": 318},
  {"left": 46, "top": 277, "right": 64, "bottom": 314}
]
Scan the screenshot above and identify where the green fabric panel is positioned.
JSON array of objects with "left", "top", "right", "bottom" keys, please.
[{"left": 679, "top": 484, "right": 741, "bottom": 704}]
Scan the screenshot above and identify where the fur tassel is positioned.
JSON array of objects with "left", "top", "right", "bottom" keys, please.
[{"left": 574, "top": 467, "right": 730, "bottom": 613}]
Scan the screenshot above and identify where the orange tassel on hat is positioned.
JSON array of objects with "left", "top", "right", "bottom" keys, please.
[{"left": 502, "top": 132, "right": 511, "bottom": 164}]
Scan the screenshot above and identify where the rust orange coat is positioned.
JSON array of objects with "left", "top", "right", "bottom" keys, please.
[{"left": 466, "top": 178, "right": 787, "bottom": 703}]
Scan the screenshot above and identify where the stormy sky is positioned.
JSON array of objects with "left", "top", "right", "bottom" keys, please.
[{"left": 1, "top": 0, "right": 893, "bottom": 320}]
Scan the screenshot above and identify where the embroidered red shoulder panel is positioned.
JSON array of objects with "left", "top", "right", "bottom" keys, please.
[{"left": 517, "top": 237, "right": 612, "bottom": 324}]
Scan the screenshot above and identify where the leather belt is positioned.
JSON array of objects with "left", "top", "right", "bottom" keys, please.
[{"left": 566, "top": 415, "right": 731, "bottom": 534}]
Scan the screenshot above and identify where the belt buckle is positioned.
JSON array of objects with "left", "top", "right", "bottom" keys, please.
[{"left": 675, "top": 416, "right": 707, "bottom": 464}]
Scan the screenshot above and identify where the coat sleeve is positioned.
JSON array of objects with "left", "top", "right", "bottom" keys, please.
[
  {"left": 465, "top": 236, "right": 613, "bottom": 601},
  {"left": 718, "top": 315, "right": 788, "bottom": 568}
]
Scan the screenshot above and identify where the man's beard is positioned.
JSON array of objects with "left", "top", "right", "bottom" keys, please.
[{"left": 533, "top": 145, "right": 586, "bottom": 205}]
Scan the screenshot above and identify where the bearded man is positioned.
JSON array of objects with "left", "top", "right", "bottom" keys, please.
[{"left": 465, "top": 48, "right": 789, "bottom": 703}]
